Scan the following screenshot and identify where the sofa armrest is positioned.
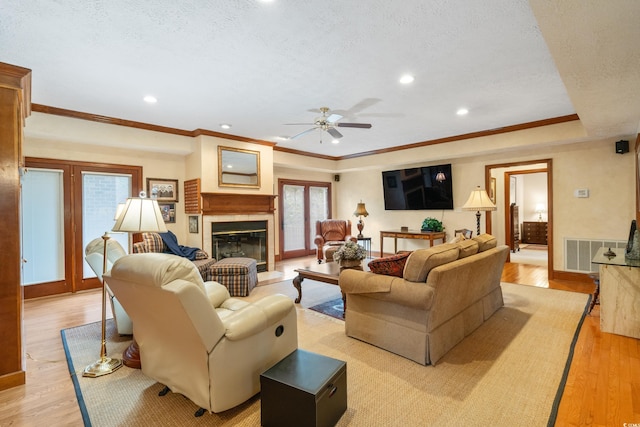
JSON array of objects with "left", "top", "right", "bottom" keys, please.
[
  {"left": 346, "top": 235, "right": 357, "bottom": 243},
  {"left": 339, "top": 269, "right": 435, "bottom": 310},
  {"left": 222, "top": 294, "right": 295, "bottom": 341},
  {"left": 314, "top": 235, "right": 325, "bottom": 246}
]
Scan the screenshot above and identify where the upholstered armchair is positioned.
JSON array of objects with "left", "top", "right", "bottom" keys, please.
[
  {"left": 104, "top": 253, "right": 298, "bottom": 414},
  {"left": 85, "top": 237, "right": 133, "bottom": 335},
  {"left": 314, "top": 219, "right": 357, "bottom": 263}
]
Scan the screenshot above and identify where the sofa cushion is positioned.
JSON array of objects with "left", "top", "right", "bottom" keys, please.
[
  {"left": 457, "top": 239, "right": 479, "bottom": 259},
  {"left": 403, "top": 243, "right": 460, "bottom": 282},
  {"left": 473, "top": 234, "right": 497, "bottom": 252},
  {"left": 367, "top": 251, "right": 412, "bottom": 277}
]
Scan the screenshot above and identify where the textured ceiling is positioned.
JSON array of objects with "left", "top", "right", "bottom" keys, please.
[{"left": 2, "top": 0, "right": 639, "bottom": 157}]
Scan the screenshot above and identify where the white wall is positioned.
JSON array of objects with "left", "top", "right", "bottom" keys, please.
[{"left": 23, "top": 112, "right": 637, "bottom": 274}]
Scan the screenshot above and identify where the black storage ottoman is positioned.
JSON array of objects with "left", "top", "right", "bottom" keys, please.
[{"left": 260, "top": 349, "right": 347, "bottom": 427}]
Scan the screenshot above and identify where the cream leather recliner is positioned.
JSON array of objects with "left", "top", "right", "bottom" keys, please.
[
  {"left": 85, "top": 237, "right": 133, "bottom": 335},
  {"left": 104, "top": 253, "right": 298, "bottom": 414}
]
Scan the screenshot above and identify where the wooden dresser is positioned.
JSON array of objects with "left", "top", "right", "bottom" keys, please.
[{"left": 522, "top": 221, "right": 548, "bottom": 245}]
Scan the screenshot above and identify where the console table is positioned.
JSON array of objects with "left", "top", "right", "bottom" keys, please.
[
  {"left": 591, "top": 247, "right": 640, "bottom": 339},
  {"left": 380, "top": 229, "right": 446, "bottom": 256}
]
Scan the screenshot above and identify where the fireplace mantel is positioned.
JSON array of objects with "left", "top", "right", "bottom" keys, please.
[{"left": 201, "top": 192, "right": 277, "bottom": 215}]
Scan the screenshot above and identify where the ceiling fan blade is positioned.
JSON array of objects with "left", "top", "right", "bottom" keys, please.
[
  {"left": 336, "top": 122, "right": 372, "bottom": 129},
  {"left": 327, "top": 127, "right": 343, "bottom": 139},
  {"left": 327, "top": 113, "right": 342, "bottom": 123},
  {"left": 289, "top": 127, "right": 316, "bottom": 140}
]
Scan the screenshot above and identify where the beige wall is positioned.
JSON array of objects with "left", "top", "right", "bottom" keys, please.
[{"left": 22, "top": 112, "right": 637, "bottom": 273}]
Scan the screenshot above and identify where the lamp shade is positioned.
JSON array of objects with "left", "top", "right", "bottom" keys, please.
[
  {"left": 353, "top": 202, "right": 369, "bottom": 217},
  {"left": 462, "top": 186, "right": 497, "bottom": 211},
  {"left": 113, "top": 203, "right": 126, "bottom": 221},
  {"left": 112, "top": 195, "right": 168, "bottom": 233}
]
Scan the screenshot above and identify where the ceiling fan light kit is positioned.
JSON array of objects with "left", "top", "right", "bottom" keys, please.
[{"left": 286, "top": 107, "right": 372, "bottom": 142}]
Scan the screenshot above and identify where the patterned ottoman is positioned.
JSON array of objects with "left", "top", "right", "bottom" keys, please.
[{"left": 208, "top": 257, "right": 258, "bottom": 296}]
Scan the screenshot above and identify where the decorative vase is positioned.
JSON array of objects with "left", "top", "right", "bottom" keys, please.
[
  {"left": 339, "top": 258, "right": 363, "bottom": 270},
  {"left": 626, "top": 230, "right": 640, "bottom": 260}
]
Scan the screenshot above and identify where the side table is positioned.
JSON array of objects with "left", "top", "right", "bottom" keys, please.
[
  {"left": 260, "top": 349, "right": 347, "bottom": 427},
  {"left": 357, "top": 237, "right": 372, "bottom": 258}
]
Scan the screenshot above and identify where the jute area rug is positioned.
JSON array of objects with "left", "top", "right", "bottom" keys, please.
[{"left": 62, "top": 280, "right": 589, "bottom": 426}]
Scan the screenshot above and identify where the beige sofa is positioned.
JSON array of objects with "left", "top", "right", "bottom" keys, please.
[{"left": 339, "top": 234, "right": 509, "bottom": 365}]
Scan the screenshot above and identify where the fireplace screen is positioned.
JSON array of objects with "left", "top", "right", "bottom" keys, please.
[{"left": 212, "top": 220, "right": 267, "bottom": 272}]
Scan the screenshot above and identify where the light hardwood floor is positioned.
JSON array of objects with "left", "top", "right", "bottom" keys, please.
[{"left": 0, "top": 258, "right": 638, "bottom": 426}]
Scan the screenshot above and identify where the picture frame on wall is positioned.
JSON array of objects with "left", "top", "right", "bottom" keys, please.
[
  {"left": 147, "top": 178, "right": 179, "bottom": 202},
  {"left": 159, "top": 203, "right": 176, "bottom": 223},
  {"left": 490, "top": 177, "right": 497, "bottom": 204},
  {"left": 189, "top": 215, "right": 199, "bottom": 233}
]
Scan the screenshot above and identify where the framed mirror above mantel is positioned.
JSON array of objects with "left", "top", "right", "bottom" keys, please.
[{"left": 218, "top": 146, "right": 260, "bottom": 188}]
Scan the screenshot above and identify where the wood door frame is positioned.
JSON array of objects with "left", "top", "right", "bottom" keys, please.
[
  {"left": 278, "top": 178, "right": 332, "bottom": 260},
  {"left": 23, "top": 157, "right": 142, "bottom": 299},
  {"left": 485, "top": 159, "right": 554, "bottom": 279}
]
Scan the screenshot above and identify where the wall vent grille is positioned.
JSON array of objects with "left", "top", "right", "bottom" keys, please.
[{"left": 564, "top": 238, "right": 627, "bottom": 273}]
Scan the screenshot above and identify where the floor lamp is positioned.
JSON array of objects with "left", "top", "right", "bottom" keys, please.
[
  {"left": 83, "top": 192, "right": 166, "bottom": 377},
  {"left": 462, "top": 186, "right": 496, "bottom": 236}
]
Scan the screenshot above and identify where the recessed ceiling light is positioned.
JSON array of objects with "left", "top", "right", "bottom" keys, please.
[
  {"left": 399, "top": 74, "right": 415, "bottom": 84},
  {"left": 143, "top": 95, "right": 157, "bottom": 104},
  {"left": 331, "top": 139, "right": 340, "bottom": 144},
  {"left": 220, "top": 124, "right": 232, "bottom": 129},
  {"left": 456, "top": 108, "right": 469, "bottom": 116}
]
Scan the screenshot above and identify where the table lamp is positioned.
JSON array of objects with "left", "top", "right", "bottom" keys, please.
[
  {"left": 353, "top": 201, "right": 369, "bottom": 239},
  {"left": 462, "top": 186, "right": 496, "bottom": 236}
]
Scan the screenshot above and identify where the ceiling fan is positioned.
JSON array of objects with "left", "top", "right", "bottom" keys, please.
[{"left": 286, "top": 107, "right": 372, "bottom": 141}]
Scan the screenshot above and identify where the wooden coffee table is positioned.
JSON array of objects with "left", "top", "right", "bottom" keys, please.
[{"left": 293, "top": 260, "right": 370, "bottom": 304}]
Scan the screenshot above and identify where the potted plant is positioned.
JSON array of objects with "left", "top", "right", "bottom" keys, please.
[
  {"left": 333, "top": 241, "right": 367, "bottom": 269},
  {"left": 421, "top": 217, "right": 443, "bottom": 232}
]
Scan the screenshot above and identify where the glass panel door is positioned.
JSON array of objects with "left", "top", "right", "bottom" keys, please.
[
  {"left": 309, "top": 186, "right": 329, "bottom": 249},
  {"left": 21, "top": 169, "right": 65, "bottom": 285},
  {"left": 279, "top": 179, "right": 331, "bottom": 259},
  {"left": 81, "top": 172, "right": 131, "bottom": 279},
  {"left": 282, "top": 184, "right": 306, "bottom": 253}
]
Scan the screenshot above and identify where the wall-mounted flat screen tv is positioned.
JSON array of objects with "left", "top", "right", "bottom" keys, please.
[{"left": 382, "top": 164, "right": 453, "bottom": 210}]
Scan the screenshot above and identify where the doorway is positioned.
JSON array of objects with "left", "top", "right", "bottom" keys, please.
[
  {"left": 486, "top": 159, "right": 554, "bottom": 279},
  {"left": 21, "top": 158, "right": 142, "bottom": 298},
  {"left": 278, "top": 179, "right": 331, "bottom": 260}
]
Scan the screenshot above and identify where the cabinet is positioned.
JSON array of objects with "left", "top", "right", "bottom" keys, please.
[
  {"left": 510, "top": 203, "right": 520, "bottom": 252},
  {"left": 522, "top": 221, "right": 548, "bottom": 245}
]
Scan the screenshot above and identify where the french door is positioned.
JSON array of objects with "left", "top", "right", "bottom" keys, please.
[
  {"left": 279, "top": 179, "right": 331, "bottom": 259},
  {"left": 21, "top": 158, "right": 141, "bottom": 298}
]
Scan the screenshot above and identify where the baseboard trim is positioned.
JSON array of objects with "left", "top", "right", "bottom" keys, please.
[{"left": 0, "top": 370, "right": 26, "bottom": 391}]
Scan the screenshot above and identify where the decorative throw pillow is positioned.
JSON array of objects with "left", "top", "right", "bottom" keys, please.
[
  {"left": 450, "top": 235, "right": 463, "bottom": 244},
  {"left": 142, "top": 232, "right": 165, "bottom": 253},
  {"left": 194, "top": 249, "right": 209, "bottom": 260},
  {"left": 367, "top": 251, "right": 412, "bottom": 277}
]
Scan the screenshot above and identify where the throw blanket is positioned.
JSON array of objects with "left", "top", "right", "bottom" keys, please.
[{"left": 160, "top": 231, "right": 201, "bottom": 261}]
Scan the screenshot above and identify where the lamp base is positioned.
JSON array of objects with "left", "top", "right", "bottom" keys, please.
[{"left": 83, "top": 357, "right": 123, "bottom": 378}]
